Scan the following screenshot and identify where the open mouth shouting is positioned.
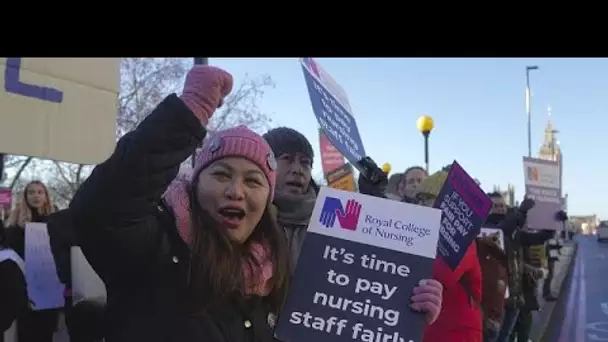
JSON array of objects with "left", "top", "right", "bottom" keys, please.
[{"left": 218, "top": 206, "right": 246, "bottom": 229}]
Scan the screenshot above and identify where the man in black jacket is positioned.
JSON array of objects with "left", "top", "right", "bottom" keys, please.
[{"left": 488, "top": 195, "right": 554, "bottom": 342}]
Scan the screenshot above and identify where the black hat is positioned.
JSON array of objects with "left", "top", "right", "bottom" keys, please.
[{"left": 263, "top": 127, "right": 314, "bottom": 165}]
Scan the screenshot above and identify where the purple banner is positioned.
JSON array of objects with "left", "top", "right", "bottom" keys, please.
[
  {"left": 433, "top": 161, "right": 492, "bottom": 270},
  {"left": 523, "top": 157, "right": 562, "bottom": 231},
  {"left": 4, "top": 58, "right": 63, "bottom": 103}
]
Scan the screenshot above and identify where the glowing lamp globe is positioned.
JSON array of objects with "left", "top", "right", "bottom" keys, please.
[{"left": 416, "top": 115, "right": 434, "bottom": 134}]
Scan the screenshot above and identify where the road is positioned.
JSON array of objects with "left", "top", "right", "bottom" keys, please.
[{"left": 544, "top": 235, "right": 608, "bottom": 342}]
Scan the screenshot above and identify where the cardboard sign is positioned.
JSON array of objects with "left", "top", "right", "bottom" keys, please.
[
  {"left": 329, "top": 173, "right": 357, "bottom": 192},
  {"left": 523, "top": 157, "right": 562, "bottom": 230},
  {"left": 433, "top": 161, "right": 492, "bottom": 270},
  {"left": 71, "top": 247, "right": 107, "bottom": 305},
  {"left": 0, "top": 58, "right": 120, "bottom": 164},
  {"left": 319, "top": 129, "right": 346, "bottom": 175},
  {"left": 25, "top": 223, "right": 65, "bottom": 310},
  {"left": 300, "top": 58, "right": 366, "bottom": 171},
  {"left": 0, "top": 187, "right": 11, "bottom": 206},
  {"left": 326, "top": 163, "right": 356, "bottom": 192},
  {"left": 0, "top": 248, "right": 24, "bottom": 272},
  {"left": 0, "top": 187, "right": 11, "bottom": 219},
  {"left": 276, "top": 187, "right": 441, "bottom": 342}
]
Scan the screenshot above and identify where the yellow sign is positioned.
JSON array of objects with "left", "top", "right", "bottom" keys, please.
[
  {"left": 326, "top": 163, "right": 356, "bottom": 192},
  {"left": 329, "top": 173, "right": 356, "bottom": 191},
  {"left": 0, "top": 58, "right": 120, "bottom": 164}
]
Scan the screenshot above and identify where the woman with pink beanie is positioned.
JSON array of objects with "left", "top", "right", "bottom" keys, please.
[{"left": 69, "top": 65, "right": 441, "bottom": 342}]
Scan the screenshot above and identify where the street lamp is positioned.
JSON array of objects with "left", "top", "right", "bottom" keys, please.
[
  {"left": 526, "top": 65, "right": 539, "bottom": 157},
  {"left": 416, "top": 115, "right": 434, "bottom": 174}
]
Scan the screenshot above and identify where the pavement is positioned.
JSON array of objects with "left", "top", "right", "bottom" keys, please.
[{"left": 542, "top": 235, "right": 608, "bottom": 342}]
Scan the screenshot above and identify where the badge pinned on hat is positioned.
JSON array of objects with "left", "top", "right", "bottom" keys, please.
[
  {"left": 267, "top": 150, "right": 277, "bottom": 171},
  {"left": 209, "top": 136, "right": 222, "bottom": 153}
]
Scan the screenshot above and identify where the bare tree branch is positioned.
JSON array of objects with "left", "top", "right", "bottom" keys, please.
[
  {"left": 10, "top": 157, "right": 32, "bottom": 189},
  {"left": 208, "top": 74, "right": 275, "bottom": 133},
  {"left": 3, "top": 58, "right": 275, "bottom": 207},
  {"left": 117, "top": 58, "right": 189, "bottom": 138}
]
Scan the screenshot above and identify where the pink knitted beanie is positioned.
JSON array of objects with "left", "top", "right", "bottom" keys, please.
[
  {"left": 192, "top": 125, "right": 277, "bottom": 200},
  {"left": 162, "top": 125, "right": 276, "bottom": 295}
]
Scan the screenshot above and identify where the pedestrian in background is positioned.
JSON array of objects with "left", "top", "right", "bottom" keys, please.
[{"left": 4, "top": 180, "right": 59, "bottom": 342}]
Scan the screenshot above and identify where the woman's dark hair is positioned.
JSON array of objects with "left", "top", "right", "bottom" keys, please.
[
  {"left": 403, "top": 166, "right": 426, "bottom": 179},
  {"left": 487, "top": 191, "right": 504, "bottom": 199},
  {"left": 186, "top": 176, "right": 290, "bottom": 313}
]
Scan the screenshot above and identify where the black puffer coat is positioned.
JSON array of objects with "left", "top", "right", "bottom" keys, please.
[
  {"left": 0, "top": 221, "right": 28, "bottom": 332},
  {"left": 70, "top": 94, "right": 276, "bottom": 342}
]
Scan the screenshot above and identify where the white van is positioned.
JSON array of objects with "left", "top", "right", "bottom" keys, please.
[{"left": 597, "top": 221, "right": 608, "bottom": 242}]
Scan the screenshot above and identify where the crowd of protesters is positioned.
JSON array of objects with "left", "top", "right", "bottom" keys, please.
[{"left": 0, "top": 65, "right": 569, "bottom": 342}]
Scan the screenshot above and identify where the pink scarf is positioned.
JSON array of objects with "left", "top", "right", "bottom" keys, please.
[{"left": 163, "top": 169, "right": 273, "bottom": 296}]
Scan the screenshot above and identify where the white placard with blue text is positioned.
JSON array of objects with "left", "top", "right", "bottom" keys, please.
[
  {"left": 299, "top": 58, "right": 366, "bottom": 168},
  {"left": 275, "top": 187, "right": 442, "bottom": 342},
  {"left": 25, "top": 223, "right": 65, "bottom": 310}
]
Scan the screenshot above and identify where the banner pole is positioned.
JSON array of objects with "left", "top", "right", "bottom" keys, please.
[{"left": 191, "top": 58, "right": 209, "bottom": 167}]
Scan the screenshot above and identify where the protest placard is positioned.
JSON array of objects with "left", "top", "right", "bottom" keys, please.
[
  {"left": 0, "top": 248, "right": 24, "bottom": 272},
  {"left": 71, "top": 247, "right": 107, "bottom": 305},
  {"left": 523, "top": 157, "right": 562, "bottom": 230},
  {"left": 25, "top": 223, "right": 65, "bottom": 310},
  {"left": 275, "top": 187, "right": 441, "bottom": 342},
  {"left": 0, "top": 187, "right": 11, "bottom": 219},
  {"left": 326, "top": 163, "right": 356, "bottom": 192},
  {"left": 433, "top": 161, "right": 492, "bottom": 271},
  {"left": 300, "top": 58, "right": 366, "bottom": 173},
  {"left": 320, "top": 128, "right": 346, "bottom": 175},
  {"left": 0, "top": 58, "right": 120, "bottom": 164}
]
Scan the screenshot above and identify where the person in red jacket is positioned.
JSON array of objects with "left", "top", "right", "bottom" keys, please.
[{"left": 414, "top": 169, "right": 483, "bottom": 342}]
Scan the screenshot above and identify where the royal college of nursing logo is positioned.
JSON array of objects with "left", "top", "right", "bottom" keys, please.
[
  {"left": 527, "top": 166, "right": 539, "bottom": 182},
  {"left": 319, "top": 196, "right": 362, "bottom": 231}
]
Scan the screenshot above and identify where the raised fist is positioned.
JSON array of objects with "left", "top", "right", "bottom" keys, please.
[{"left": 182, "top": 66, "right": 233, "bottom": 125}]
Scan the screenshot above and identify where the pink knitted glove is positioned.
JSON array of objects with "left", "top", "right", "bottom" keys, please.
[
  {"left": 181, "top": 66, "right": 233, "bottom": 125},
  {"left": 410, "top": 279, "right": 443, "bottom": 325}
]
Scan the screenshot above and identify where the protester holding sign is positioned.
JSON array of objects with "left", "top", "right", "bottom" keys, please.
[
  {"left": 398, "top": 166, "right": 428, "bottom": 203},
  {"left": 413, "top": 167, "right": 485, "bottom": 342},
  {"left": 68, "top": 65, "right": 298, "bottom": 342},
  {"left": 262, "top": 126, "right": 441, "bottom": 325},
  {"left": 483, "top": 194, "right": 554, "bottom": 342},
  {"left": 263, "top": 127, "right": 319, "bottom": 269},
  {"left": 4, "top": 180, "right": 59, "bottom": 342}
]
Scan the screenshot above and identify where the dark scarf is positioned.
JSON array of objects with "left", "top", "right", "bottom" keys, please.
[
  {"left": 273, "top": 186, "right": 317, "bottom": 227},
  {"left": 485, "top": 213, "right": 506, "bottom": 227}
]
